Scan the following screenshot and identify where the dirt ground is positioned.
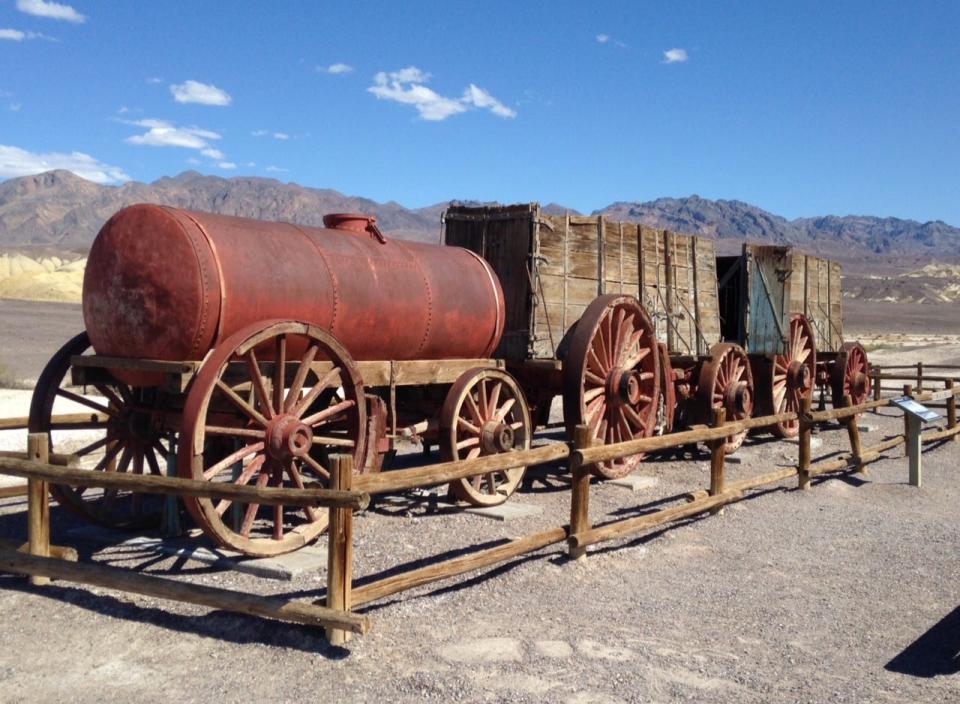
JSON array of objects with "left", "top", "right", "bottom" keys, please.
[{"left": 0, "top": 299, "right": 958, "bottom": 702}]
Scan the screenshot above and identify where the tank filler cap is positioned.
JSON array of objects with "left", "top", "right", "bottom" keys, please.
[{"left": 323, "top": 213, "right": 387, "bottom": 243}]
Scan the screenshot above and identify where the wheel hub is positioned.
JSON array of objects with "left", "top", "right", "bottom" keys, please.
[
  {"left": 481, "top": 421, "right": 514, "bottom": 454},
  {"left": 608, "top": 369, "right": 641, "bottom": 406},
  {"left": 851, "top": 371, "right": 868, "bottom": 396},
  {"left": 266, "top": 415, "right": 313, "bottom": 460},
  {"left": 787, "top": 361, "right": 812, "bottom": 394},
  {"left": 723, "top": 382, "right": 752, "bottom": 419}
]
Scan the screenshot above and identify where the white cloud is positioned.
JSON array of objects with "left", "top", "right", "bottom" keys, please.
[
  {"left": 663, "top": 48, "right": 688, "bottom": 64},
  {"left": 596, "top": 33, "right": 609, "bottom": 43},
  {"left": 265, "top": 165, "right": 287, "bottom": 173},
  {"left": 186, "top": 157, "right": 200, "bottom": 165},
  {"left": 251, "top": 129, "right": 268, "bottom": 137},
  {"left": 461, "top": 84, "right": 516, "bottom": 118},
  {"left": 320, "top": 63, "right": 354, "bottom": 75},
  {"left": 245, "top": 161, "right": 255, "bottom": 167},
  {"left": 368, "top": 66, "right": 515, "bottom": 121},
  {"left": 9, "top": 103, "right": 22, "bottom": 112},
  {"left": 0, "top": 28, "right": 53, "bottom": 41},
  {"left": 16, "top": 0, "right": 84, "bottom": 23},
  {"left": 169, "top": 80, "right": 232, "bottom": 106},
  {"left": 124, "top": 118, "right": 221, "bottom": 150},
  {"left": 272, "top": 132, "right": 289, "bottom": 140},
  {"left": 0, "top": 144, "right": 127, "bottom": 183},
  {"left": 252, "top": 129, "right": 290, "bottom": 140},
  {"left": 217, "top": 161, "right": 236, "bottom": 170},
  {"left": 200, "top": 147, "right": 224, "bottom": 159},
  {"left": 146, "top": 76, "right": 163, "bottom": 84}
]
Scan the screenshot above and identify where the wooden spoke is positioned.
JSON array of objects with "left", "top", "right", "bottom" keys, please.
[
  {"left": 204, "top": 425, "right": 266, "bottom": 439},
  {"left": 311, "top": 435, "right": 355, "bottom": 448},
  {"left": 285, "top": 344, "right": 319, "bottom": 413},
  {"left": 494, "top": 397, "right": 517, "bottom": 422},
  {"left": 286, "top": 461, "right": 319, "bottom": 523},
  {"left": 301, "top": 399, "right": 356, "bottom": 428},
  {"left": 55, "top": 387, "right": 113, "bottom": 416},
  {"left": 202, "top": 441, "right": 266, "bottom": 480},
  {"left": 272, "top": 334, "right": 286, "bottom": 416},
  {"left": 239, "top": 472, "right": 270, "bottom": 537},
  {"left": 215, "top": 380, "right": 270, "bottom": 427},
  {"left": 246, "top": 349, "right": 275, "bottom": 419},
  {"left": 290, "top": 366, "right": 340, "bottom": 418},
  {"left": 73, "top": 435, "right": 111, "bottom": 458},
  {"left": 457, "top": 416, "right": 481, "bottom": 435},
  {"left": 90, "top": 441, "right": 124, "bottom": 474},
  {"left": 144, "top": 447, "right": 163, "bottom": 477},
  {"left": 300, "top": 453, "right": 330, "bottom": 481}
]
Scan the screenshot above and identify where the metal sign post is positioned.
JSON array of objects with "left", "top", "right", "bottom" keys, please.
[{"left": 890, "top": 397, "right": 941, "bottom": 488}]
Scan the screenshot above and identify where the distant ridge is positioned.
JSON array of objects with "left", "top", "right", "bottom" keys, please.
[{"left": 1, "top": 171, "right": 957, "bottom": 263}]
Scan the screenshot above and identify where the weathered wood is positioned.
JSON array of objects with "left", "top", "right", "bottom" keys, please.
[
  {"left": 903, "top": 384, "right": 913, "bottom": 451},
  {"left": 353, "top": 443, "right": 569, "bottom": 495},
  {"left": 0, "top": 457, "right": 368, "bottom": 509},
  {"left": 0, "top": 412, "right": 108, "bottom": 432},
  {"left": 0, "top": 547, "right": 369, "bottom": 634},
  {"left": 351, "top": 527, "right": 568, "bottom": 607},
  {"left": 572, "top": 412, "right": 797, "bottom": 467},
  {"left": 876, "top": 373, "right": 959, "bottom": 383},
  {"left": 873, "top": 366, "right": 882, "bottom": 405},
  {"left": 843, "top": 395, "right": 865, "bottom": 475},
  {"left": 920, "top": 424, "right": 960, "bottom": 443},
  {"left": 0, "top": 451, "right": 77, "bottom": 467},
  {"left": 686, "top": 466, "right": 798, "bottom": 502},
  {"left": 0, "top": 484, "right": 27, "bottom": 499},
  {"left": 26, "top": 434, "right": 50, "bottom": 586},
  {"left": 798, "top": 396, "right": 812, "bottom": 490},
  {"left": 568, "top": 425, "right": 592, "bottom": 561},
  {"left": 0, "top": 538, "right": 78, "bottom": 561},
  {"left": 946, "top": 379, "right": 957, "bottom": 439},
  {"left": 708, "top": 408, "right": 727, "bottom": 515},
  {"left": 327, "top": 455, "right": 354, "bottom": 645},
  {"left": 807, "top": 435, "right": 905, "bottom": 477},
  {"left": 568, "top": 490, "right": 742, "bottom": 550}
]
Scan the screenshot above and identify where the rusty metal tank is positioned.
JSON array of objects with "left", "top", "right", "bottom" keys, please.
[{"left": 82, "top": 205, "right": 505, "bottom": 378}]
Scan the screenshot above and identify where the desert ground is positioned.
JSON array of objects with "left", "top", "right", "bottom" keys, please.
[{"left": 0, "top": 298, "right": 957, "bottom": 702}]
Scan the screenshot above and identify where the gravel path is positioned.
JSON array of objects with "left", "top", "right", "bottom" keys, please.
[{"left": 0, "top": 404, "right": 957, "bottom": 702}]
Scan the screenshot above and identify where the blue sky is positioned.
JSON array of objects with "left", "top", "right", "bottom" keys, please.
[{"left": 1, "top": 1, "right": 958, "bottom": 224}]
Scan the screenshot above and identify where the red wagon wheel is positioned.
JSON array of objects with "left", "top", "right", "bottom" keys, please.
[
  {"left": 28, "top": 332, "right": 169, "bottom": 529},
  {"left": 754, "top": 314, "right": 817, "bottom": 438},
  {"left": 178, "top": 320, "right": 366, "bottom": 557},
  {"left": 831, "top": 341, "right": 871, "bottom": 407},
  {"left": 696, "top": 343, "right": 754, "bottom": 454},
  {"left": 441, "top": 368, "right": 532, "bottom": 507},
  {"left": 562, "top": 294, "right": 660, "bottom": 479}
]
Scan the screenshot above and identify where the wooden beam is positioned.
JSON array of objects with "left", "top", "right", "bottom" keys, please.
[
  {"left": 0, "top": 548, "right": 369, "bottom": 634},
  {"left": 326, "top": 455, "right": 354, "bottom": 646},
  {"left": 353, "top": 443, "right": 570, "bottom": 495},
  {"left": 568, "top": 425, "right": 592, "bottom": 561},
  {"left": 568, "top": 490, "right": 742, "bottom": 550},
  {"left": 351, "top": 527, "right": 568, "bottom": 607},
  {"left": 572, "top": 412, "right": 797, "bottom": 468},
  {"left": 0, "top": 538, "right": 77, "bottom": 562},
  {"left": 0, "top": 457, "right": 368, "bottom": 510},
  {"left": 0, "top": 413, "right": 108, "bottom": 432},
  {"left": 27, "top": 433, "right": 50, "bottom": 586},
  {"left": 798, "top": 396, "right": 812, "bottom": 490},
  {"left": 686, "top": 466, "right": 798, "bottom": 502},
  {"left": 708, "top": 408, "right": 726, "bottom": 515}
]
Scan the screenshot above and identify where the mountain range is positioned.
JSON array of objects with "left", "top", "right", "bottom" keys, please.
[{"left": 1, "top": 170, "right": 957, "bottom": 266}]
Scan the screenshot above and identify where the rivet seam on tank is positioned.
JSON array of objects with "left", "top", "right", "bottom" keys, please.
[
  {"left": 403, "top": 241, "right": 433, "bottom": 356},
  {"left": 462, "top": 248, "right": 504, "bottom": 358},
  {"left": 159, "top": 207, "right": 218, "bottom": 359},
  {"left": 177, "top": 209, "right": 228, "bottom": 356},
  {"left": 291, "top": 224, "right": 339, "bottom": 333}
]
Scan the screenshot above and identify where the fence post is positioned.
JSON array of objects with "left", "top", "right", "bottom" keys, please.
[
  {"left": 902, "top": 384, "right": 913, "bottom": 449},
  {"left": 843, "top": 395, "right": 865, "bottom": 475},
  {"left": 326, "top": 454, "right": 354, "bottom": 646},
  {"left": 917, "top": 362, "right": 923, "bottom": 393},
  {"left": 798, "top": 396, "right": 812, "bottom": 490},
  {"left": 709, "top": 407, "right": 727, "bottom": 514},
  {"left": 26, "top": 433, "right": 50, "bottom": 587},
  {"left": 872, "top": 365, "right": 882, "bottom": 411},
  {"left": 946, "top": 379, "right": 957, "bottom": 441},
  {"left": 568, "top": 425, "right": 593, "bottom": 561}
]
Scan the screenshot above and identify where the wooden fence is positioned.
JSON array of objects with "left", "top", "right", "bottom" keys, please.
[{"left": 0, "top": 381, "right": 958, "bottom": 646}]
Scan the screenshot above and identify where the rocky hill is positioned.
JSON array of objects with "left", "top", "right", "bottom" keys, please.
[
  {"left": 597, "top": 196, "right": 960, "bottom": 260},
  {"left": 2, "top": 171, "right": 958, "bottom": 267}
]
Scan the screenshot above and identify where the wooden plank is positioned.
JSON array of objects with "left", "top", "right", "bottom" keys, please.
[
  {"left": 70, "top": 355, "right": 198, "bottom": 374},
  {"left": 326, "top": 454, "right": 354, "bottom": 645},
  {"left": 353, "top": 443, "right": 569, "bottom": 494},
  {"left": 0, "top": 456, "right": 369, "bottom": 509},
  {"left": 568, "top": 489, "right": 743, "bottom": 550},
  {"left": 568, "top": 425, "right": 592, "bottom": 561},
  {"left": 27, "top": 433, "right": 50, "bottom": 586},
  {"left": 351, "top": 527, "right": 568, "bottom": 607},
  {"left": 0, "top": 548, "right": 370, "bottom": 634},
  {"left": 0, "top": 412, "right": 108, "bottom": 432}
]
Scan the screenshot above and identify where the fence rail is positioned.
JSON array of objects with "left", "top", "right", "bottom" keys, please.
[{"left": 0, "top": 373, "right": 958, "bottom": 646}]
